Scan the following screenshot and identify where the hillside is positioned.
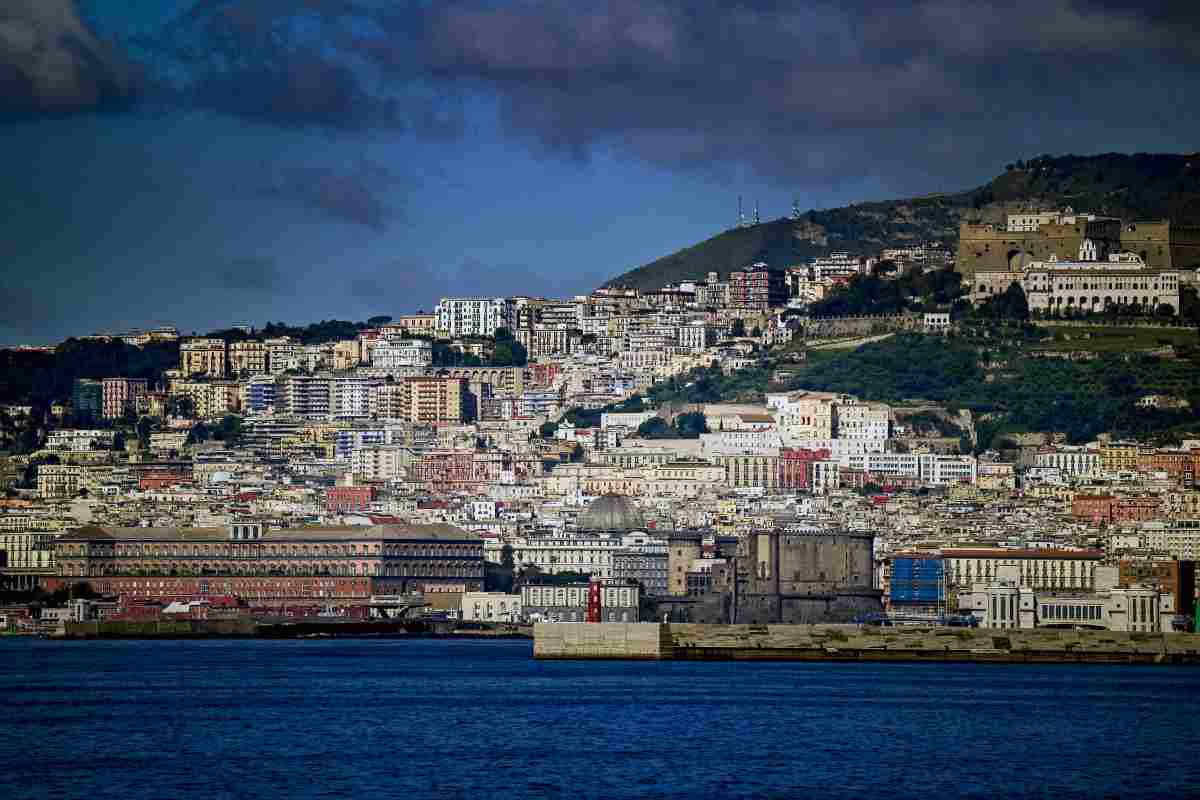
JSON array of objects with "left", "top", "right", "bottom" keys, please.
[
  {"left": 645, "top": 325, "right": 1200, "bottom": 449},
  {"left": 604, "top": 153, "right": 1200, "bottom": 291}
]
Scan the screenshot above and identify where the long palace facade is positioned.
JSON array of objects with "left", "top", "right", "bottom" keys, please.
[{"left": 45, "top": 522, "right": 484, "bottom": 607}]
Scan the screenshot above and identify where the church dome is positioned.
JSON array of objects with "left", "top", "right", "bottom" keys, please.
[{"left": 578, "top": 494, "right": 644, "bottom": 532}]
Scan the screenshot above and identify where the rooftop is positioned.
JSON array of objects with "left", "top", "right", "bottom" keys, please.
[{"left": 59, "top": 523, "right": 478, "bottom": 543}]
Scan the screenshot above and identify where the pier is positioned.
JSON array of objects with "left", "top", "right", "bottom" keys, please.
[{"left": 534, "top": 623, "right": 1200, "bottom": 664}]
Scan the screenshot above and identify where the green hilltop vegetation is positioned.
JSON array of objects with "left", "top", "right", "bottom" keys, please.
[
  {"left": 647, "top": 319, "right": 1200, "bottom": 451},
  {"left": 605, "top": 152, "right": 1200, "bottom": 291}
]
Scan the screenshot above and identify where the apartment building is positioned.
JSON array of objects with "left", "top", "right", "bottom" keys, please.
[
  {"left": 369, "top": 378, "right": 468, "bottom": 424},
  {"left": 728, "top": 264, "right": 788, "bottom": 310},
  {"left": 179, "top": 338, "right": 227, "bottom": 378},
  {"left": 835, "top": 401, "right": 890, "bottom": 440},
  {"left": 229, "top": 340, "right": 269, "bottom": 375},
  {"left": 71, "top": 378, "right": 103, "bottom": 419},
  {"left": 280, "top": 375, "right": 332, "bottom": 419},
  {"left": 37, "top": 464, "right": 83, "bottom": 498},
  {"left": 436, "top": 297, "right": 511, "bottom": 337},
  {"left": 332, "top": 376, "right": 383, "bottom": 419},
  {"left": 263, "top": 337, "right": 299, "bottom": 374},
  {"left": 101, "top": 378, "right": 148, "bottom": 419},
  {"left": 170, "top": 381, "right": 241, "bottom": 419},
  {"left": 348, "top": 446, "right": 413, "bottom": 481}
]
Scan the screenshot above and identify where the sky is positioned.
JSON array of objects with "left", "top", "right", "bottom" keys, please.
[{"left": 2, "top": 0, "right": 1199, "bottom": 344}]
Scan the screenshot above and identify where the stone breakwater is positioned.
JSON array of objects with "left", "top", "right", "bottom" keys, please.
[{"left": 534, "top": 623, "right": 1200, "bottom": 664}]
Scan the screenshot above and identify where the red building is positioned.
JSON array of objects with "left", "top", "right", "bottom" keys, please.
[
  {"left": 47, "top": 522, "right": 485, "bottom": 608},
  {"left": 326, "top": 485, "right": 376, "bottom": 513},
  {"left": 1072, "top": 494, "right": 1162, "bottom": 524},
  {"left": 1137, "top": 450, "right": 1196, "bottom": 485},
  {"left": 779, "top": 447, "right": 830, "bottom": 489},
  {"left": 1072, "top": 494, "right": 1116, "bottom": 523},
  {"left": 729, "top": 264, "right": 788, "bottom": 310},
  {"left": 140, "top": 473, "right": 187, "bottom": 491}
]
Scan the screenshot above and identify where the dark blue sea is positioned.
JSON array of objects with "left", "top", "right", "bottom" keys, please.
[{"left": 3, "top": 637, "right": 1199, "bottom": 799}]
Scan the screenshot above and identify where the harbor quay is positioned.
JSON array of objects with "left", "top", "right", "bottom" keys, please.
[{"left": 534, "top": 622, "right": 1200, "bottom": 664}]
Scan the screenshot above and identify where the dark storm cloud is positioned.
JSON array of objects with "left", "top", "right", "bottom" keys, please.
[
  {"left": 99, "top": 0, "right": 1199, "bottom": 189},
  {"left": 9, "top": 1, "right": 1200, "bottom": 190},
  {"left": 411, "top": 0, "right": 1200, "bottom": 187},
  {"left": 0, "top": 0, "right": 135, "bottom": 116},
  {"left": 217, "top": 258, "right": 286, "bottom": 292},
  {"left": 257, "top": 161, "right": 397, "bottom": 230}
]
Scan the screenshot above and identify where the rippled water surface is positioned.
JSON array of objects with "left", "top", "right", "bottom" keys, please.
[{"left": 3, "top": 637, "right": 1200, "bottom": 799}]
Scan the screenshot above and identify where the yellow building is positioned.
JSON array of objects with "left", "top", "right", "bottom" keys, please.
[
  {"left": 180, "top": 338, "right": 227, "bottom": 378},
  {"left": 1100, "top": 442, "right": 1139, "bottom": 473},
  {"left": 229, "top": 340, "right": 268, "bottom": 375}
]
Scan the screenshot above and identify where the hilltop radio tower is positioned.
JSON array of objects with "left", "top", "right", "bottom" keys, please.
[{"left": 791, "top": 196, "right": 802, "bottom": 220}]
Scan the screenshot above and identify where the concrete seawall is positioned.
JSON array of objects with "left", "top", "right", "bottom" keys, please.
[
  {"left": 534, "top": 623, "right": 1200, "bottom": 664},
  {"left": 534, "top": 622, "right": 673, "bottom": 659}
]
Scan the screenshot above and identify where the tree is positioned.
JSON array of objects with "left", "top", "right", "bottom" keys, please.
[
  {"left": 1180, "top": 286, "right": 1200, "bottom": 324},
  {"left": 1001, "top": 282, "right": 1030, "bottom": 321},
  {"left": 637, "top": 417, "right": 674, "bottom": 439},
  {"left": 136, "top": 416, "right": 155, "bottom": 450},
  {"left": 492, "top": 337, "right": 528, "bottom": 367},
  {"left": 539, "top": 420, "right": 559, "bottom": 439},
  {"left": 494, "top": 327, "right": 514, "bottom": 341},
  {"left": 673, "top": 411, "right": 709, "bottom": 438},
  {"left": 187, "top": 422, "right": 212, "bottom": 445},
  {"left": 167, "top": 396, "right": 195, "bottom": 419},
  {"left": 367, "top": 315, "right": 393, "bottom": 327},
  {"left": 730, "top": 319, "right": 747, "bottom": 337},
  {"left": 751, "top": 325, "right": 763, "bottom": 338},
  {"left": 213, "top": 415, "right": 243, "bottom": 446}
]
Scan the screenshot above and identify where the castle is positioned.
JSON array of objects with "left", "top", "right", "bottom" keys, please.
[{"left": 956, "top": 209, "right": 1200, "bottom": 284}]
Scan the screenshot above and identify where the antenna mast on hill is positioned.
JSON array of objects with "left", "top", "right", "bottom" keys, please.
[
  {"left": 737, "top": 195, "right": 745, "bottom": 229},
  {"left": 792, "top": 196, "right": 802, "bottom": 220},
  {"left": 754, "top": 200, "right": 760, "bottom": 226}
]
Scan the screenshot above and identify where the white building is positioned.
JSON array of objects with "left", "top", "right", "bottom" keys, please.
[
  {"left": 436, "top": 297, "right": 511, "bottom": 338},
  {"left": 923, "top": 312, "right": 950, "bottom": 333},
  {"left": 1164, "top": 519, "right": 1200, "bottom": 560},
  {"left": 835, "top": 401, "right": 890, "bottom": 440},
  {"left": 1033, "top": 447, "right": 1100, "bottom": 479},
  {"left": 498, "top": 534, "right": 624, "bottom": 580},
  {"left": 677, "top": 321, "right": 716, "bottom": 353},
  {"left": 332, "top": 376, "right": 382, "bottom": 420},
  {"left": 349, "top": 445, "right": 413, "bottom": 481},
  {"left": 461, "top": 591, "right": 522, "bottom": 623},
  {"left": 372, "top": 339, "right": 433, "bottom": 370},
  {"left": 265, "top": 337, "right": 300, "bottom": 374},
  {"left": 45, "top": 429, "right": 116, "bottom": 452},
  {"left": 810, "top": 252, "right": 864, "bottom": 280},
  {"left": 957, "top": 565, "right": 1175, "bottom": 632}
]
